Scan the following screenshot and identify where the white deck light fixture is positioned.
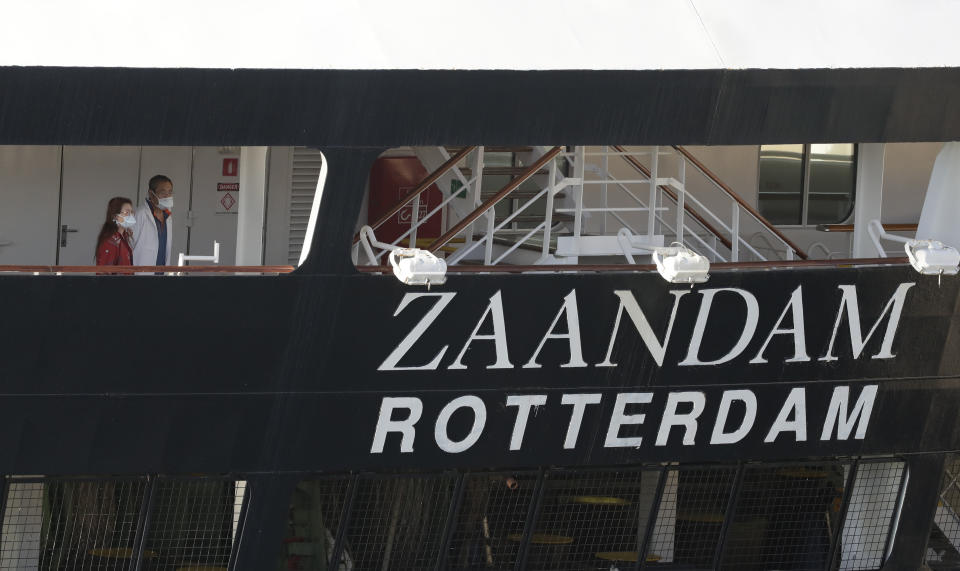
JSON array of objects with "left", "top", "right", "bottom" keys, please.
[
  {"left": 389, "top": 248, "right": 447, "bottom": 287},
  {"left": 652, "top": 245, "right": 710, "bottom": 284},
  {"left": 905, "top": 240, "right": 960, "bottom": 276},
  {"left": 359, "top": 225, "right": 447, "bottom": 287},
  {"left": 869, "top": 220, "right": 960, "bottom": 278}
]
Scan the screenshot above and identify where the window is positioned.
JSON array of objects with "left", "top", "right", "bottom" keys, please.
[{"left": 758, "top": 144, "right": 857, "bottom": 226}]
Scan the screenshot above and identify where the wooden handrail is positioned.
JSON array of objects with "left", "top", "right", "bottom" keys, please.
[
  {"left": 672, "top": 145, "right": 809, "bottom": 260},
  {"left": 817, "top": 223, "right": 918, "bottom": 233},
  {"left": 353, "top": 146, "right": 476, "bottom": 245},
  {"left": 356, "top": 257, "right": 909, "bottom": 274},
  {"left": 0, "top": 265, "right": 294, "bottom": 274},
  {"left": 427, "top": 147, "right": 563, "bottom": 252},
  {"left": 612, "top": 145, "right": 733, "bottom": 251}
]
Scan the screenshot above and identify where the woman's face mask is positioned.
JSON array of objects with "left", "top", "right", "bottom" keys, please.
[{"left": 117, "top": 214, "right": 136, "bottom": 229}]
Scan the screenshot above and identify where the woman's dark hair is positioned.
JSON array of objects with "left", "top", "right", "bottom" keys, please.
[{"left": 94, "top": 196, "right": 133, "bottom": 258}]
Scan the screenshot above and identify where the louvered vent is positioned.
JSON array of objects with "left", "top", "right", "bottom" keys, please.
[{"left": 289, "top": 148, "right": 324, "bottom": 265}]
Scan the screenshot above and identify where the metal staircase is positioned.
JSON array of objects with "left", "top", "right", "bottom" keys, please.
[{"left": 355, "top": 146, "right": 807, "bottom": 268}]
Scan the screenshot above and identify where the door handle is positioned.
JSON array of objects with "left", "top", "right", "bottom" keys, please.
[{"left": 60, "top": 225, "right": 79, "bottom": 247}]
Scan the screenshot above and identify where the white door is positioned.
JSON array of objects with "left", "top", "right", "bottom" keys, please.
[
  {"left": 0, "top": 146, "right": 62, "bottom": 265},
  {"left": 188, "top": 147, "right": 239, "bottom": 265},
  {"left": 59, "top": 146, "right": 141, "bottom": 265}
]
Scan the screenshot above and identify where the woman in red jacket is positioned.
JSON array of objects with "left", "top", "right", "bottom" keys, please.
[{"left": 95, "top": 197, "right": 135, "bottom": 266}]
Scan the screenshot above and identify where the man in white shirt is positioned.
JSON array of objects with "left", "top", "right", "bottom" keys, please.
[{"left": 132, "top": 174, "right": 174, "bottom": 267}]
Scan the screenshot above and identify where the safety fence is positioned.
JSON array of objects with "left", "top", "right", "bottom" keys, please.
[
  {"left": 0, "top": 460, "right": 911, "bottom": 571},
  {"left": 0, "top": 475, "right": 245, "bottom": 571},
  {"left": 928, "top": 453, "right": 960, "bottom": 569},
  {"left": 279, "top": 458, "right": 906, "bottom": 571}
]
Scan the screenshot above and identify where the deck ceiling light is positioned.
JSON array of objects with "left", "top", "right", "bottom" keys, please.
[
  {"left": 389, "top": 248, "right": 447, "bottom": 287},
  {"left": 652, "top": 246, "right": 710, "bottom": 284},
  {"left": 905, "top": 240, "right": 960, "bottom": 277}
]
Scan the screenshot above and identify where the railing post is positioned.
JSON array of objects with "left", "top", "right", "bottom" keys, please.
[
  {"left": 409, "top": 195, "right": 420, "bottom": 248},
  {"left": 483, "top": 211, "right": 495, "bottom": 265},
  {"left": 573, "top": 146, "right": 586, "bottom": 248},
  {"left": 648, "top": 146, "right": 659, "bottom": 243},
  {"left": 713, "top": 462, "right": 746, "bottom": 570},
  {"left": 542, "top": 157, "right": 557, "bottom": 259},
  {"left": 227, "top": 480, "right": 251, "bottom": 571},
  {"left": 637, "top": 467, "right": 669, "bottom": 571},
  {"left": 514, "top": 468, "right": 547, "bottom": 571},
  {"left": 676, "top": 156, "right": 685, "bottom": 247},
  {"left": 131, "top": 476, "right": 158, "bottom": 571},
  {"left": 465, "top": 147, "right": 484, "bottom": 248},
  {"left": 435, "top": 473, "right": 466, "bottom": 571},
  {"left": 602, "top": 145, "right": 609, "bottom": 235},
  {"left": 826, "top": 460, "right": 860, "bottom": 571},
  {"left": 731, "top": 202, "right": 740, "bottom": 262},
  {"left": 328, "top": 475, "right": 359, "bottom": 571}
]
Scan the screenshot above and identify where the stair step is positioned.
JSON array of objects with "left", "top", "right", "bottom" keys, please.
[
  {"left": 500, "top": 213, "right": 574, "bottom": 225},
  {"left": 465, "top": 235, "right": 549, "bottom": 253},
  {"left": 446, "top": 146, "right": 534, "bottom": 154},
  {"left": 481, "top": 190, "right": 566, "bottom": 201},
  {"left": 461, "top": 166, "right": 549, "bottom": 177}
]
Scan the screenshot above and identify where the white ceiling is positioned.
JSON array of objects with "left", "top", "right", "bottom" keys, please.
[{"left": 2, "top": 0, "right": 958, "bottom": 70}]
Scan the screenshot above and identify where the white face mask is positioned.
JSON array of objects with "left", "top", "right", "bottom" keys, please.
[
  {"left": 118, "top": 214, "right": 136, "bottom": 229},
  {"left": 158, "top": 196, "right": 174, "bottom": 210}
]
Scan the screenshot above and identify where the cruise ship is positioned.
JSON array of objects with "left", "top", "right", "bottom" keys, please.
[{"left": 1, "top": 1, "right": 960, "bottom": 570}]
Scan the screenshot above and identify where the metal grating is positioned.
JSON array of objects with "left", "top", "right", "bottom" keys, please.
[
  {"left": 1, "top": 478, "right": 147, "bottom": 570},
  {"left": 143, "top": 478, "right": 245, "bottom": 570},
  {"left": 446, "top": 472, "right": 536, "bottom": 570},
  {"left": 721, "top": 463, "right": 846, "bottom": 571},
  {"left": 280, "top": 477, "right": 352, "bottom": 571},
  {"left": 647, "top": 467, "right": 737, "bottom": 569},
  {"left": 927, "top": 454, "right": 960, "bottom": 569},
  {"left": 524, "top": 469, "right": 652, "bottom": 571},
  {"left": 840, "top": 461, "right": 904, "bottom": 570},
  {"left": 339, "top": 474, "right": 456, "bottom": 571}
]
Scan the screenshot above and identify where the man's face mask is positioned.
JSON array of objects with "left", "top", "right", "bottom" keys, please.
[{"left": 152, "top": 190, "right": 173, "bottom": 210}]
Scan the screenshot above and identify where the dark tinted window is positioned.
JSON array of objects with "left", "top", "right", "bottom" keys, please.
[
  {"left": 758, "top": 144, "right": 805, "bottom": 225},
  {"left": 758, "top": 144, "right": 856, "bottom": 226}
]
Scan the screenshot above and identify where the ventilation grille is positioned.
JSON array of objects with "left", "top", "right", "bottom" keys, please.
[{"left": 289, "top": 148, "right": 324, "bottom": 265}]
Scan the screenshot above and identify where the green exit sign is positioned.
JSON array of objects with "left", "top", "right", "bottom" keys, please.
[{"left": 450, "top": 179, "right": 467, "bottom": 199}]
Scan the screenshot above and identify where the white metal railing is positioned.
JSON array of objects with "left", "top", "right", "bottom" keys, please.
[
  {"left": 447, "top": 156, "right": 576, "bottom": 265},
  {"left": 575, "top": 146, "right": 771, "bottom": 262},
  {"left": 867, "top": 219, "right": 912, "bottom": 258},
  {"left": 553, "top": 146, "right": 726, "bottom": 262},
  {"left": 355, "top": 145, "right": 805, "bottom": 269},
  {"left": 672, "top": 145, "right": 806, "bottom": 261}
]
